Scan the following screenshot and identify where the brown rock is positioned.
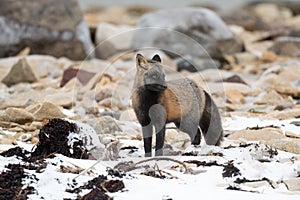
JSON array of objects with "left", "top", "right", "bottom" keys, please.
[
  {"left": 26, "top": 102, "right": 66, "bottom": 121},
  {"left": 0, "top": 135, "right": 17, "bottom": 145},
  {"left": 253, "top": 3, "right": 292, "bottom": 25},
  {"left": 84, "top": 6, "right": 147, "bottom": 26},
  {"left": 45, "top": 91, "right": 74, "bottom": 108},
  {"left": 225, "top": 89, "right": 246, "bottom": 104},
  {"left": 275, "top": 82, "right": 300, "bottom": 98},
  {"left": 208, "top": 82, "right": 254, "bottom": 96},
  {"left": 1, "top": 58, "right": 38, "bottom": 86},
  {"left": 260, "top": 51, "right": 277, "bottom": 62},
  {"left": 266, "top": 108, "right": 300, "bottom": 120},
  {"left": 283, "top": 178, "right": 300, "bottom": 191},
  {"left": 228, "top": 128, "right": 285, "bottom": 141},
  {"left": 222, "top": 75, "right": 248, "bottom": 85},
  {"left": 0, "top": 107, "right": 34, "bottom": 124},
  {"left": 265, "top": 139, "right": 300, "bottom": 154},
  {"left": 60, "top": 67, "right": 96, "bottom": 87},
  {"left": 254, "top": 90, "right": 293, "bottom": 105}
]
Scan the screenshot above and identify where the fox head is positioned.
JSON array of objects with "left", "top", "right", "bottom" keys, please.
[{"left": 135, "top": 54, "right": 167, "bottom": 92}]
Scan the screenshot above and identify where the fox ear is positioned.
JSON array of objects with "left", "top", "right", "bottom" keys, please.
[
  {"left": 152, "top": 54, "right": 161, "bottom": 63},
  {"left": 136, "top": 54, "right": 148, "bottom": 69}
]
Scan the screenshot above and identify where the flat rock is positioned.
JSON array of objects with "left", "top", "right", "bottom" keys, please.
[
  {"left": 228, "top": 128, "right": 285, "bottom": 141},
  {"left": 0, "top": 107, "right": 34, "bottom": 124},
  {"left": 207, "top": 82, "right": 254, "bottom": 96},
  {"left": 45, "top": 91, "right": 74, "bottom": 108},
  {"left": 26, "top": 102, "right": 66, "bottom": 121},
  {"left": 1, "top": 58, "right": 38, "bottom": 86},
  {"left": 265, "top": 108, "right": 300, "bottom": 120},
  {"left": 254, "top": 90, "right": 293, "bottom": 105},
  {"left": 285, "top": 131, "right": 300, "bottom": 139},
  {"left": 0, "top": 88, "right": 75, "bottom": 109},
  {"left": 60, "top": 67, "right": 96, "bottom": 87},
  {"left": 275, "top": 82, "right": 300, "bottom": 98},
  {"left": 283, "top": 178, "right": 300, "bottom": 191},
  {"left": 131, "top": 8, "right": 243, "bottom": 61},
  {"left": 265, "top": 139, "right": 300, "bottom": 154},
  {"left": 0, "top": 0, "right": 94, "bottom": 60}
]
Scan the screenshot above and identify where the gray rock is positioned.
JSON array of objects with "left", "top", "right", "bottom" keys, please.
[
  {"left": 119, "top": 109, "right": 137, "bottom": 122},
  {"left": 95, "top": 23, "right": 134, "bottom": 59},
  {"left": 0, "top": 107, "right": 34, "bottom": 124},
  {"left": 92, "top": 116, "right": 122, "bottom": 135},
  {"left": 1, "top": 58, "right": 38, "bottom": 86},
  {"left": 131, "top": 8, "right": 243, "bottom": 61},
  {"left": 175, "top": 55, "right": 221, "bottom": 72},
  {"left": 0, "top": 0, "right": 94, "bottom": 60},
  {"left": 269, "top": 36, "right": 300, "bottom": 57},
  {"left": 221, "top": 8, "right": 269, "bottom": 31}
]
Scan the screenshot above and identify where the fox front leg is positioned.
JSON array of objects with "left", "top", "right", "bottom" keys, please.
[
  {"left": 149, "top": 104, "right": 167, "bottom": 156},
  {"left": 142, "top": 125, "right": 153, "bottom": 157},
  {"left": 155, "top": 126, "right": 165, "bottom": 156}
]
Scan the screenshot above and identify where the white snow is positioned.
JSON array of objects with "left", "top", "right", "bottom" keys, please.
[{"left": 0, "top": 116, "right": 300, "bottom": 199}]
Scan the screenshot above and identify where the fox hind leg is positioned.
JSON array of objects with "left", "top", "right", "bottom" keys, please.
[
  {"left": 199, "top": 91, "right": 223, "bottom": 146},
  {"left": 175, "top": 120, "right": 201, "bottom": 146}
]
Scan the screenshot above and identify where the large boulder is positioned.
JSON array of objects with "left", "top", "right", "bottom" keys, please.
[
  {"left": 0, "top": 0, "right": 94, "bottom": 60},
  {"left": 131, "top": 8, "right": 243, "bottom": 62}
]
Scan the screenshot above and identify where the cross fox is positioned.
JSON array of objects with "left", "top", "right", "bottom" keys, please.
[{"left": 132, "top": 54, "right": 223, "bottom": 157}]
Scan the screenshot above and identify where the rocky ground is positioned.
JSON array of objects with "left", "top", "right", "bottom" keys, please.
[{"left": 0, "top": 1, "right": 300, "bottom": 199}]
